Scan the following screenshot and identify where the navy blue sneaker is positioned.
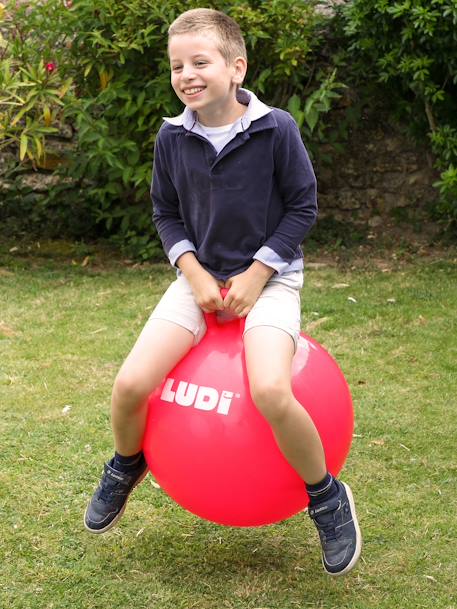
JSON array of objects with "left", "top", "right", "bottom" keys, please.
[
  {"left": 308, "top": 480, "right": 362, "bottom": 576},
  {"left": 84, "top": 456, "right": 148, "bottom": 534}
]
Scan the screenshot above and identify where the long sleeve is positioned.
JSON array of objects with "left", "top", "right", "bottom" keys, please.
[
  {"left": 254, "top": 114, "right": 317, "bottom": 267},
  {"left": 151, "top": 130, "right": 195, "bottom": 264}
]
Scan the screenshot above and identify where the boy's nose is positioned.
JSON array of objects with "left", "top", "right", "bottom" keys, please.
[{"left": 182, "top": 65, "right": 196, "bottom": 81}]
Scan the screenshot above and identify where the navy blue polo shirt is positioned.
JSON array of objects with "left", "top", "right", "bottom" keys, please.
[{"left": 151, "top": 99, "right": 317, "bottom": 282}]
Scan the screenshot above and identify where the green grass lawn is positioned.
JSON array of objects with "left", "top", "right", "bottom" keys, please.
[{"left": 1, "top": 240, "right": 456, "bottom": 609}]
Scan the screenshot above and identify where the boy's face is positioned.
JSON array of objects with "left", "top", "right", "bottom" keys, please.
[{"left": 168, "top": 33, "right": 246, "bottom": 124}]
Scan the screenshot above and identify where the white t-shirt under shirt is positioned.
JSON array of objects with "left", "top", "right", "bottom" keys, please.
[{"left": 196, "top": 119, "right": 239, "bottom": 155}]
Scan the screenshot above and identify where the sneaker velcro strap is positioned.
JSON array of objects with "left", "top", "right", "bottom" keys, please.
[
  {"left": 308, "top": 496, "right": 340, "bottom": 519},
  {"left": 104, "top": 462, "right": 134, "bottom": 486}
]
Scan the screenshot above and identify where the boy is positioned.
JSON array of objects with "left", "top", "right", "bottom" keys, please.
[{"left": 84, "top": 8, "right": 362, "bottom": 577}]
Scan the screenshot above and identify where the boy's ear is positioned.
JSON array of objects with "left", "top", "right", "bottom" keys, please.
[{"left": 232, "top": 56, "right": 247, "bottom": 85}]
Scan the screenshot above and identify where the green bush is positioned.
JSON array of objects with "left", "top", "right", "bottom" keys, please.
[
  {"left": 0, "top": 0, "right": 344, "bottom": 258},
  {"left": 3, "top": 0, "right": 457, "bottom": 252},
  {"left": 339, "top": 0, "right": 457, "bottom": 229},
  {"left": 0, "top": 1, "right": 73, "bottom": 163}
]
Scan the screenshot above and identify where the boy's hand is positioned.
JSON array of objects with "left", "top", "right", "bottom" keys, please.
[
  {"left": 189, "top": 271, "right": 224, "bottom": 312},
  {"left": 177, "top": 252, "right": 224, "bottom": 312},
  {"left": 224, "top": 261, "right": 275, "bottom": 317}
]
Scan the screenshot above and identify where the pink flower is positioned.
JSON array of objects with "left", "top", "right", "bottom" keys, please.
[
  {"left": 45, "top": 62, "right": 56, "bottom": 73},
  {"left": 63, "top": 0, "right": 73, "bottom": 7}
]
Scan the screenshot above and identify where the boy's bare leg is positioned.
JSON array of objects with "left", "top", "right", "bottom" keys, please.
[
  {"left": 111, "top": 318, "right": 195, "bottom": 455},
  {"left": 244, "top": 325, "right": 362, "bottom": 576},
  {"left": 243, "top": 325, "right": 327, "bottom": 484},
  {"left": 85, "top": 318, "right": 195, "bottom": 533}
]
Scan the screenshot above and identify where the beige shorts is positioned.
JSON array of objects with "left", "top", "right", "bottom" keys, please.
[{"left": 148, "top": 270, "right": 303, "bottom": 349}]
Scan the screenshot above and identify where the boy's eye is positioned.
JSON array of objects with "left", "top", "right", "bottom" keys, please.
[{"left": 170, "top": 60, "right": 207, "bottom": 72}]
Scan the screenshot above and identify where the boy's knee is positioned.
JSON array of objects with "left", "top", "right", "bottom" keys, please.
[
  {"left": 112, "top": 370, "right": 151, "bottom": 407},
  {"left": 249, "top": 379, "right": 292, "bottom": 423}
]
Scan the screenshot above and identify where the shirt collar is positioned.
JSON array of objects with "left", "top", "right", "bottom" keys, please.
[{"left": 163, "top": 88, "right": 272, "bottom": 132}]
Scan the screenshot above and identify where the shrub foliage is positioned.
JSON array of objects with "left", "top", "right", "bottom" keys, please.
[
  {"left": 1, "top": 0, "right": 343, "bottom": 257},
  {"left": 1, "top": 0, "right": 457, "bottom": 254},
  {"left": 339, "top": 0, "right": 457, "bottom": 228}
]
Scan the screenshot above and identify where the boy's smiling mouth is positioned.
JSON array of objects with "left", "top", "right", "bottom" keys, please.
[{"left": 183, "top": 87, "right": 206, "bottom": 96}]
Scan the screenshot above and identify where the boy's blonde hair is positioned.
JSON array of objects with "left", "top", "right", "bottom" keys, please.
[{"left": 168, "top": 8, "right": 247, "bottom": 64}]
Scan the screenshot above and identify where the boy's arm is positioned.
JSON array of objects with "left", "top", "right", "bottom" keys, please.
[
  {"left": 152, "top": 133, "right": 222, "bottom": 312},
  {"left": 225, "top": 114, "right": 317, "bottom": 317},
  {"left": 253, "top": 113, "right": 318, "bottom": 273},
  {"left": 151, "top": 130, "right": 196, "bottom": 267}
]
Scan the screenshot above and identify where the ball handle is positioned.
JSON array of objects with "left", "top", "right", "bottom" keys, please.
[{"left": 203, "top": 287, "right": 245, "bottom": 330}]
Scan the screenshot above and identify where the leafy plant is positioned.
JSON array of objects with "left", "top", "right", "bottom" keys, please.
[
  {"left": 0, "top": 1, "right": 74, "bottom": 163},
  {"left": 339, "top": 0, "right": 457, "bottom": 229},
  {"left": 287, "top": 69, "right": 347, "bottom": 141},
  {"left": 1, "top": 0, "right": 344, "bottom": 257}
]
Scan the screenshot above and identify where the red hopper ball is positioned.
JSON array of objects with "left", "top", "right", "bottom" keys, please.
[{"left": 143, "top": 309, "right": 353, "bottom": 527}]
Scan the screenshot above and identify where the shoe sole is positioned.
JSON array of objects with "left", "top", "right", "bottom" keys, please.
[
  {"left": 83, "top": 469, "right": 149, "bottom": 535},
  {"left": 324, "top": 482, "right": 362, "bottom": 577}
]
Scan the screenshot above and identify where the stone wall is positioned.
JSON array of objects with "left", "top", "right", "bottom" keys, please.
[
  {"left": 0, "top": 123, "right": 74, "bottom": 193},
  {"left": 315, "top": 121, "right": 438, "bottom": 231}
]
